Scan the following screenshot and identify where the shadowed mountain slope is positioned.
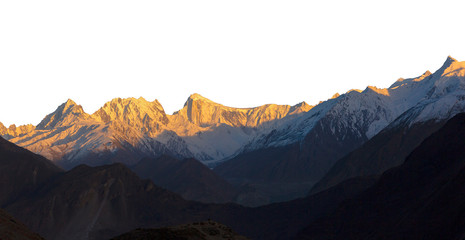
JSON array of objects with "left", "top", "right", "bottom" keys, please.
[
  {"left": 6, "top": 163, "right": 197, "bottom": 240},
  {"left": 0, "top": 136, "right": 63, "bottom": 207},
  {"left": 311, "top": 56, "right": 465, "bottom": 194},
  {"left": 0, "top": 136, "right": 377, "bottom": 240},
  {"left": 132, "top": 155, "right": 238, "bottom": 203},
  {"left": 296, "top": 112, "right": 465, "bottom": 239},
  {"left": 309, "top": 119, "right": 445, "bottom": 194}
]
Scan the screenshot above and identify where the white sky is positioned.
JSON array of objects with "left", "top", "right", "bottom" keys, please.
[{"left": 1, "top": 0, "right": 465, "bottom": 126}]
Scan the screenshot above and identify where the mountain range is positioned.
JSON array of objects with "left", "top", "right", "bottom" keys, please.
[
  {"left": 1, "top": 94, "right": 311, "bottom": 170},
  {"left": 2, "top": 56, "right": 465, "bottom": 239},
  {"left": 3, "top": 111, "right": 465, "bottom": 239},
  {"left": 3, "top": 56, "right": 465, "bottom": 206}
]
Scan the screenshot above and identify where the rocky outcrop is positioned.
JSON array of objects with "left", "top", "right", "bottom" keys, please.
[
  {"left": 92, "top": 97, "right": 169, "bottom": 135},
  {"left": 0, "top": 122, "right": 35, "bottom": 139}
]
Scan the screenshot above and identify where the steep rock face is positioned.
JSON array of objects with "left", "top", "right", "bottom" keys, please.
[
  {"left": 92, "top": 97, "right": 169, "bottom": 135},
  {"left": 132, "top": 155, "right": 238, "bottom": 203},
  {"left": 297, "top": 112, "right": 465, "bottom": 240},
  {"left": 311, "top": 56, "right": 465, "bottom": 194},
  {"left": 173, "top": 93, "right": 311, "bottom": 128}
]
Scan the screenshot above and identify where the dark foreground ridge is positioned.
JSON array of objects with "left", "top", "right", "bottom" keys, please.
[
  {"left": 296, "top": 112, "right": 465, "bottom": 239},
  {"left": 0, "top": 134, "right": 375, "bottom": 240},
  {"left": 110, "top": 220, "right": 249, "bottom": 240},
  {"left": 0, "top": 208, "right": 45, "bottom": 240}
]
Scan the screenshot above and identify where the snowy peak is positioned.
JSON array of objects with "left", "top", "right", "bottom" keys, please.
[
  {"left": 390, "top": 71, "right": 432, "bottom": 89},
  {"left": 422, "top": 70, "right": 433, "bottom": 77},
  {"left": 289, "top": 101, "right": 313, "bottom": 115},
  {"left": 418, "top": 56, "right": 465, "bottom": 99},
  {"left": 91, "top": 97, "right": 169, "bottom": 134},
  {"left": 439, "top": 56, "right": 465, "bottom": 77},
  {"left": 363, "top": 86, "right": 389, "bottom": 96},
  {"left": 36, "top": 99, "right": 89, "bottom": 130},
  {"left": 445, "top": 55, "right": 458, "bottom": 65},
  {"left": 433, "top": 55, "right": 460, "bottom": 78},
  {"left": 331, "top": 93, "right": 341, "bottom": 99},
  {"left": 250, "top": 57, "right": 465, "bottom": 150}
]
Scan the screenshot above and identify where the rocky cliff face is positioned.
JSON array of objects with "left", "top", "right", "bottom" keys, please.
[
  {"left": 174, "top": 93, "right": 311, "bottom": 128},
  {"left": 92, "top": 97, "right": 169, "bottom": 135}
]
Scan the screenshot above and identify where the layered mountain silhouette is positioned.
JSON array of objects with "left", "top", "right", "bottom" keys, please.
[
  {"left": 296, "top": 112, "right": 465, "bottom": 239},
  {"left": 0, "top": 135, "right": 378, "bottom": 240},
  {"left": 2, "top": 56, "right": 465, "bottom": 207},
  {"left": 3, "top": 56, "right": 465, "bottom": 240},
  {"left": 0, "top": 135, "right": 217, "bottom": 239}
]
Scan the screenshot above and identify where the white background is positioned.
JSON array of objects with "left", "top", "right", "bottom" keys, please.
[{"left": 1, "top": 0, "right": 465, "bottom": 125}]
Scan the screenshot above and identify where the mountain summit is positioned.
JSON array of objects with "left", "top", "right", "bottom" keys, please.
[
  {"left": 4, "top": 56, "right": 465, "bottom": 205},
  {"left": 36, "top": 99, "right": 89, "bottom": 130},
  {"left": 92, "top": 97, "right": 169, "bottom": 135}
]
